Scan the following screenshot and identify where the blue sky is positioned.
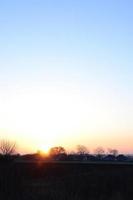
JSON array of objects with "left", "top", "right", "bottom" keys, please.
[{"left": 0, "top": 0, "right": 133, "bottom": 153}]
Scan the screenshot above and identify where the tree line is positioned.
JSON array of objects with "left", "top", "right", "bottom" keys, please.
[
  {"left": 0, "top": 140, "right": 118, "bottom": 157},
  {"left": 0, "top": 139, "right": 130, "bottom": 163}
]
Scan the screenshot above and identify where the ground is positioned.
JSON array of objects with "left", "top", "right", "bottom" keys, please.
[{"left": 0, "top": 162, "right": 133, "bottom": 200}]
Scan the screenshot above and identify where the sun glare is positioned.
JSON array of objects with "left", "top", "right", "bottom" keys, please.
[{"left": 39, "top": 144, "right": 51, "bottom": 155}]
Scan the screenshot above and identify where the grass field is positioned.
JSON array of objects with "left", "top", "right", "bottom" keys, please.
[{"left": 1, "top": 162, "right": 133, "bottom": 200}]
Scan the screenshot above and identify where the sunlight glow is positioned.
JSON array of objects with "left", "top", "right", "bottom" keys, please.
[
  {"left": 0, "top": 84, "right": 132, "bottom": 154},
  {"left": 39, "top": 144, "right": 51, "bottom": 154}
]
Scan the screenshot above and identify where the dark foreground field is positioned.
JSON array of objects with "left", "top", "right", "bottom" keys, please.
[{"left": 0, "top": 162, "right": 133, "bottom": 200}]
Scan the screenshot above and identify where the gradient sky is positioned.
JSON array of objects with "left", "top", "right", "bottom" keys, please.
[{"left": 0, "top": 0, "right": 133, "bottom": 153}]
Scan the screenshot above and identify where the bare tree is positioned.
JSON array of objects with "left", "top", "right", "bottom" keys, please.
[
  {"left": 108, "top": 148, "right": 118, "bottom": 157},
  {"left": 0, "top": 140, "right": 16, "bottom": 156},
  {"left": 94, "top": 147, "right": 105, "bottom": 158},
  {"left": 76, "top": 145, "right": 89, "bottom": 155}
]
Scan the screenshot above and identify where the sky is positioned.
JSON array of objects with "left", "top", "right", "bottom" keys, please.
[{"left": 0, "top": 0, "right": 133, "bottom": 154}]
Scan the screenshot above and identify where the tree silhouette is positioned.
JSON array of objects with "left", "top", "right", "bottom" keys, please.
[
  {"left": 76, "top": 145, "right": 89, "bottom": 155},
  {"left": 0, "top": 140, "right": 16, "bottom": 156},
  {"left": 49, "top": 146, "right": 66, "bottom": 157},
  {"left": 94, "top": 147, "right": 104, "bottom": 159},
  {"left": 108, "top": 148, "right": 118, "bottom": 157}
]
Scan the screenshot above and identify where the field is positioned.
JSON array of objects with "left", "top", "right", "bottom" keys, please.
[{"left": 0, "top": 161, "right": 133, "bottom": 200}]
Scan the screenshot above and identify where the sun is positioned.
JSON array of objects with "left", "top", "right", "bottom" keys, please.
[{"left": 39, "top": 144, "right": 51, "bottom": 155}]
